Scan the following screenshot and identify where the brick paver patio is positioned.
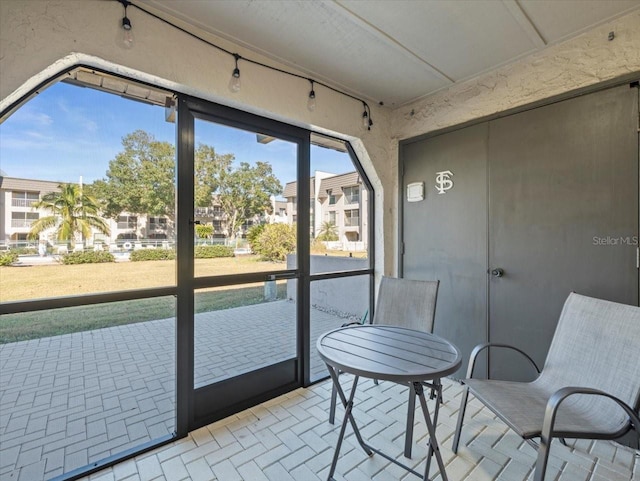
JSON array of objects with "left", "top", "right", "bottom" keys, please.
[
  {"left": 78, "top": 378, "right": 639, "bottom": 481},
  {"left": 2, "top": 300, "right": 638, "bottom": 480},
  {"left": 0, "top": 300, "right": 346, "bottom": 480}
]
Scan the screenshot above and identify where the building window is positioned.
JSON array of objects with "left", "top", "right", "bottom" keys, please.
[
  {"left": 327, "top": 211, "right": 336, "bottom": 225},
  {"left": 343, "top": 186, "right": 359, "bottom": 204},
  {"left": 117, "top": 215, "right": 138, "bottom": 229},
  {"left": 328, "top": 190, "right": 337, "bottom": 205},
  {"left": 11, "top": 191, "right": 39, "bottom": 208},
  {"left": 344, "top": 209, "right": 359, "bottom": 227},
  {"left": 149, "top": 216, "right": 167, "bottom": 229},
  {"left": 11, "top": 211, "right": 39, "bottom": 228},
  {"left": 292, "top": 215, "right": 297, "bottom": 222}
]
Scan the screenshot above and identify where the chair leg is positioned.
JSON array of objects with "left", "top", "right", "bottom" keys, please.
[
  {"left": 329, "top": 381, "right": 338, "bottom": 425},
  {"left": 374, "top": 379, "right": 379, "bottom": 385},
  {"left": 533, "top": 434, "right": 552, "bottom": 481},
  {"left": 451, "top": 385, "right": 469, "bottom": 454},
  {"left": 404, "top": 387, "right": 416, "bottom": 458}
]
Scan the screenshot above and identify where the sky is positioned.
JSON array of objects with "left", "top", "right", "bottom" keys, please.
[{"left": 0, "top": 81, "right": 354, "bottom": 193}]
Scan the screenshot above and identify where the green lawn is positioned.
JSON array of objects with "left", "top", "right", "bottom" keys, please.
[
  {"left": 0, "top": 255, "right": 285, "bottom": 301},
  {"left": 0, "top": 283, "right": 288, "bottom": 344},
  {"left": 0, "top": 255, "right": 290, "bottom": 343},
  {"left": 0, "top": 251, "right": 363, "bottom": 343}
]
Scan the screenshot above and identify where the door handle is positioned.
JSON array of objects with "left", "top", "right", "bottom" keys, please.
[{"left": 489, "top": 268, "right": 504, "bottom": 278}]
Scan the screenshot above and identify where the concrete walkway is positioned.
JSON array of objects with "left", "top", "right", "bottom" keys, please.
[{"left": 0, "top": 300, "right": 346, "bottom": 480}]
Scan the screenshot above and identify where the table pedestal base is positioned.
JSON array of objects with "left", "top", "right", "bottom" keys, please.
[{"left": 326, "top": 365, "right": 448, "bottom": 481}]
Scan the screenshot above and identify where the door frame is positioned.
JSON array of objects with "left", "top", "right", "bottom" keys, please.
[{"left": 175, "top": 95, "right": 310, "bottom": 434}]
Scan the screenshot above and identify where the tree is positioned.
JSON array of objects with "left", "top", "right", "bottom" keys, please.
[
  {"left": 217, "top": 161, "right": 282, "bottom": 240},
  {"left": 253, "top": 223, "right": 296, "bottom": 261},
  {"left": 317, "top": 221, "right": 338, "bottom": 241},
  {"left": 90, "top": 130, "right": 175, "bottom": 219},
  {"left": 89, "top": 130, "right": 283, "bottom": 241},
  {"left": 28, "top": 183, "right": 110, "bottom": 248},
  {"left": 195, "top": 144, "right": 233, "bottom": 207},
  {"left": 91, "top": 132, "right": 237, "bottom": 219}
]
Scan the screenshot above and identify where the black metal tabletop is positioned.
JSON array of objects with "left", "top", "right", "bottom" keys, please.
[{"left": 317, "top": 324, "right": 461, "bottom": 383}]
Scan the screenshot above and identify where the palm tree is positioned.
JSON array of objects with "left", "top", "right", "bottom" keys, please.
[
  {"left": 28, "top": 183, "right": 110, "bottom": 248},
  {"left": 317, "top": 221, "right": 338, "bottom": 241}
]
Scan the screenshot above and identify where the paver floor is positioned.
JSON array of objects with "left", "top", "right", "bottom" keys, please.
[
  {"left": 0, "top": 300, "right": 347, "bottom": 480},
  {"left": 80, "top": 377, "right": 639, "bottom": 481}
]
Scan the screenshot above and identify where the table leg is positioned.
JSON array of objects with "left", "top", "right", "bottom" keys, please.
[
  {"left": 326, "top": 365, "right": 373, "bottom": 481},
  {"left": 421, "top": 379, "right": 442, "bottom": 479},
  {"left": 414, "top": 382, "right": 448, "bottom": 481}
]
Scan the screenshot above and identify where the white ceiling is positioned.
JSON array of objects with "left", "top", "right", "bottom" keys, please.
[{"left": 138, "top": 0, "right": 639, "bottom": 106}]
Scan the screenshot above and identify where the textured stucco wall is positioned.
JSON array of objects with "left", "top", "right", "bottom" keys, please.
[
  {"left": 0, "top": 0, "right": 394, "bottom": 275},
  {"left": 392, "top": 10, "right": 640, "bottom": 141}
]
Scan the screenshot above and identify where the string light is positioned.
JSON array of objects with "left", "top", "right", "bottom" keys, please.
[
  {"left": 115, "top": 0, "right": 374, "bottom": 130},
  {"left": 116, "top": 0, "right": 134, "bottom": 49},
  {"left": 362, "top": 103, "right": 373, "bottom": 130},
  {"left": 307, "top": 80, "right": 316, "bottom": 112},
  {"left": 229, "top": 54, "right": 241, "bottom": 93}
]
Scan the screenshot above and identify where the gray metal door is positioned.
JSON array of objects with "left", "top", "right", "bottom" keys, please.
[
  {"left": 488, "top": 84, "right": 639, "bottom": 380},
  {"left": 401, "top": 123, "right": 489, "bottom": 377}
]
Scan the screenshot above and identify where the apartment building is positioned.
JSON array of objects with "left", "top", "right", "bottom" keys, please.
[
  {"left": 0, "top": 175, "right": 173, "bottom": 248},
  {"left": 282, "top": 170, "right": 368, "bottom": 249}
]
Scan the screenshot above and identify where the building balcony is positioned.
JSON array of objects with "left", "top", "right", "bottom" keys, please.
[
  {"left": 344, "top": 217, "right": 360, "bottom": 227},
  {"left": 11, "top": 199, "right": 38, "bottom": 208},
  {"left": 10, "top": 219, "right": 36, "bottom": 228}
]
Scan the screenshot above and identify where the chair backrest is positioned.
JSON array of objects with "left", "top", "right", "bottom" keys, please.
[
  {"left": 373, "top": 277, "right": 439, "bottom": 333},
  {"left": 538, "top": 292, "right": 640, "bottom": 412}
]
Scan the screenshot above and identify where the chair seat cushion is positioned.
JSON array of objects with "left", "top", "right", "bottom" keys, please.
[{"left": 464, "top": 378, "right": 630, "bottom": 439}]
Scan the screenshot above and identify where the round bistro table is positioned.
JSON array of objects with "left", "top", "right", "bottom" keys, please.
[{"left": 317, "top": 324, "right": 461, "bottom": 481}]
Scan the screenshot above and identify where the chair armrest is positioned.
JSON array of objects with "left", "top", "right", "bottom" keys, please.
[
  {"left": 534, "top": 386, "right": 640, "bottom": 481},
  {"left": 466, "top": 342, "right": 541, "bottom": 379},
  {"left": 542, "top": 387, "right": 640, "bottom": 441},
  {"left": 341, "top": 321, "right": 362, "bottom": 327}
]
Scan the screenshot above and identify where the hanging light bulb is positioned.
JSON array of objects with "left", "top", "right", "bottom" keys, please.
[
  {"left": 307, "top": 80, "right": 316, "bottom": 112},
  {"left": 229, "top": 54, "right": 241, "bottom": 93},
  {"left": 362, "top": 102, "right": 373, "bottom": 130},
  {"left": 117, "top": 0, "right": 134, "bottom": 49}
]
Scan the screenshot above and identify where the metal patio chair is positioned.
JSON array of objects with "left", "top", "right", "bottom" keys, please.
[
  {"left": 328, "top": 276, "right": 440, "bottom": 458},
  {"left": 452, "top": 292, "right": 640, "bottom": 481}
]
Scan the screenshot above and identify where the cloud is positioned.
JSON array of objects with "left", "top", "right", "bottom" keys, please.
[{"left": 10, "top": 107, "right": 53, "bottom": 127}]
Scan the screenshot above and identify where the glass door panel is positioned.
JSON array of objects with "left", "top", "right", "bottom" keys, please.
[
  {"left": 185, "top": 108, "right": 305, "bottom": 427},
  {"left": 194, "top": 281, "right": 294, "bottom": 388},
  {"left": 192, "top": 119, "right": 298, "bottom": 277}
]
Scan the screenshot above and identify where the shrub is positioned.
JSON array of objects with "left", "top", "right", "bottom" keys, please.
[
  {"left": 310, "top": 238, "right": 328, "bottom": 254},
  {"left": 195, "top": 223, "right": 214, "bottom": 239},
  {"left": 0, "top": 251, "right": 19, "bottom": 266},
  {"left": 130, "top": 249, "right": 176, "bottom": 261},
  {"left": 11, "top": 247, "right": 38, "bottom": 255},
  {"left": 246, "top": 224, "right": 265, "bottom": 253},
  {"left": 253, "top": 223, "right": 296, "bottom": 261},
  {"left": 60, "top": 251, "right": 115, "bottom": 265},
  {"left": 194, "top": 245, "right": 234, "bottom": 258}
]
